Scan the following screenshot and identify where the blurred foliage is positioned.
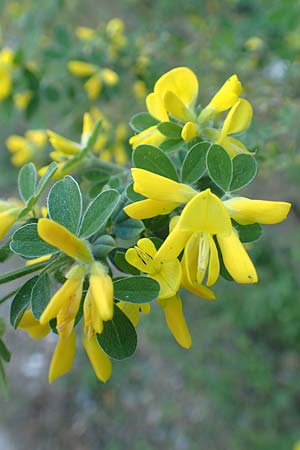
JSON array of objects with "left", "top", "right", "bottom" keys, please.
[{"left": 0, "top": 0, "right": 299, "bottom": 449}]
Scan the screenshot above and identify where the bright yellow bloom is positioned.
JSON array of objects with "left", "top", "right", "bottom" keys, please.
[
  {"left": 89, "top": 261, "right": 114, "bottom": 321},
  {"left": 6, "top": 129, "right": 47, "bottom": 167},
  {"left": 49, "top": 332, "right": 76, "bottom": 383},
  {"left": 82, "top": 334, "right": 112, "bottom": 382},
  {"left": 40, "top": 265, "right": 85, "bottom": 337},
  {"left": 68, "top": 60, "right": 119, "bottom": 100},
  {"left": 207, "top": 74, "right": 242, "bottom": 112},
  {"left": 158, "top": 295, "right": 191, "bottom": 349},
  {"left": 0, "top": 48, "right": 14, "bottom": 101},
  {"left": 75, "top": 26, "right": 97, "bottom": 41},
  {"left": 124, "top": 168, "right": 197, "bottom": 219},
  {"left": 18, "top": 310, "right": 50, "bottom": 338},
  {"left": 181, "top": 121, "right": 198, "bottom": 141},
  {"left": 126, "top": 238, "right": 182, "bottom": 299},
  {"left": 38, "top": 218, "right": 93, "bottom": 264},
  {"left": 14, "top": 90, "right": 32, "bottom": 110},
  {"left": 215, "top": 99, "right": 253, "bottom": 157},
  {"left": 245, "top": 36, "right": 264, "bottom": 51},
  {"left": 0, "top": 198, "right": 23, "bottom": 240}
]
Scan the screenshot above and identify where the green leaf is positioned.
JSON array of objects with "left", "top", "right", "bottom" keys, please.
[
  {"left": 97, "top": 305, "right": 137, "bottom": 360},
  {"left": 206, "top": 144, "right": 233, "bottom": 191},
  {"left": 130, "top": 112, "right": 159, "bottom": 132},
  {"left": 181, "top": 141, "right": 210, "bottom": 184},
  {"left": 34, "top": 162, "right": 57, "bottom": 199},
  {"left": 157, "top": 122, "right": 182, "bottom": 138},
  {"left": 86, "top": 119, "right": 102, "bottom": 149},
  {"left": 48, "top": 176, "right": 82, "bottom": 233},
  {"left": 10, "top": 223, "right": 58, "bottom": 258},
  {"left": 233, "top": 221, "right": 262, "bottom": 243},
  {"left": 31, "top": 273, "right": 52, "bottom": 320},
  {"left": 0, "top": 339, "right": 11, "bottom": 362},
  {"left": 111, "top": 249, "right": 139, "bottom": 275},
  {"left": 230, "top": 154, "right": 258, "bottom": 191},
  {"left": 133, "top": 144, "right": 178, "bottom": 180},
  {"left": 159, "top": 138, "right": 183, "bottom": 152},
  {"left": 0, "top": 242, "right": 12, "bottom": 263},
  {"left": 115, "top": 212, "right": 144, "bottom": 240},
  {"left": 10, "top": 276, "right": 38, "bottom": 328},
  {"left": 113, "top": 276, "right": 159, "bottom": 303},
  {"left": 79, "top": 189, "right": 119, "bottom": 238},
  {"left": 18, "top": 163, "right": 37, "bottom": 202},
  {"left": 82, "top": 169, "right": 110, "bottom": 183}
]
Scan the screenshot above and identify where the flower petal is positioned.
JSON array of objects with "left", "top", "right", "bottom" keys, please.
[
  {"left": 163, "top": 90, "right": 195, "bottom": 121},
  {"left": 207, "top": 74, "right": 242, "bottom": 112},
  {"left": 131, "top": 168, "right": 197, "bottom": 203},
  {"left": 146, "top": 92, "right": 168, "bottom": 121},
  {"left": 124, "top": 198, "right": 179, "bottom": 219},
  {"left": 18, "top": 310, "right": 50, "bottom": 339},
  {"left": 82, "top": 334, "right": 112, "bottom": 382},
  {"left": 68, "top": 61, "right": 97, "bottom": 77},
  {"left": 207, "top": 235, "right": 220, "bottom": 286},
  {"left": 38, "top": 218, "right": 93, "bottom": 263},
  {"left": 217, "top": 229, "right": 258, "bottom": 284},
  {"left": 181, "top": 121, "right": 198, "bottom": 141},
  {"left": 151, "top": 258, "right": 182, "bottom": 299},
  {"left": 154, "top": 67, "right": 199, "bottom": 108},
  {"left": 129, "top": 126, "right": 165, "bottom": 149},
  {"left": 178, "top": 189, "right": 232, "bottom": 235},
  {"left": 155, "top": 224, "right": 191, "bottom": 261},
  {"left": 222, "top": 99, "right": 253, "bottom": 136},
  {"left": 224, "top": 197, "right": 291, "bottom": 225},
  {"left": 161, "top": 295, "right": 192, "bottom": 349},
  {"left": 49, "top": 332, "right": 76, "bottom": 383}
]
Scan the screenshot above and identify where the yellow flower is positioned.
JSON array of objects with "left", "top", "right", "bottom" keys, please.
[
  {"left": 133, "top": 80, "right": 148, "bottom": 100},
  {"left": 82, "top": 333, "right": 112, "bottom": 383},
  {"left": 118, "top": 302, "right": 150, "bottom": 326},
  {"left": 6, "top": 129, "right": 47, "bottom": 166},
  {"left": 38, "top": 218, "right": 93, "bottom": 264},
  {"left": 13, "top": 90, "right": 32, "bottom": 110},
  {"left": 215, "top": 99, "right": 253, "bottom": 157},
  {"left": 89, "top": 261, "right": 114, "bottom": 321},
  {"left": 75, "top": 26, "right": 96, "bottom": 41},
  {"left": 0, "top": 198, "right": 23, "bottom": 239},
  {"left": 245, "top": 36, "right": 264, "bottom": 51},
  {"left": 48, "top": 332, "right": 76, "bottom": 383},
  {"left": 0, "top": 47, "right": 14, "bottom": 101},
  {"left": 68, "top": 60, "right": 119, "bottom": 100},
  {"left": 18, "top": 310, "right": 50, "bottom": 338},
  {"left": 40, "top": 264, "right": 85, "bottom": 337},
  {"left": 124, "top": 168, "right": 197, "bottom": 219},
  {"left": 158, "top": 295, "right": 192, "bottom": 349}
]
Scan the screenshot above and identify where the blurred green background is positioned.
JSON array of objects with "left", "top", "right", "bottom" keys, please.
[{"left": 0, "top": 0, "right": 300, "bottom": 449}]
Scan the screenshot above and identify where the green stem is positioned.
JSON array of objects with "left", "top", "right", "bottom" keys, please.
[{"left": 0, "top": 260, "right": 50, "bottom": 285}]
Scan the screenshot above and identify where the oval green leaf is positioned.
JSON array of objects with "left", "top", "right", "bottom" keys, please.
[
  {"left": 133, "top": 144, "right": 178, "bottom": 181},
  {"left": 48, "top": 175, "right": 82, "bottom": 233},
  {"left": 97, "top": 305, "right": 137, "bottom": 360},
  {"left": 31, "top": 273, "right": 52, "bottom": 320},
  {"left": 206, "top": 144, "right": 233, "bottom": 192},
  {"left": 230, "top": 154, "right": 257, "bottom": 191},
  {"left": 10, "top": 276, "right": 38, "bottom": 328},
  {"left": 18, "top": 163, "right": 37, "bottom": 202},
  {"left": 10, "top": 223, "right": 58, "bottom": 258},
  {"left": 79, "top": 189, "right": 120, "bottom": 238},
  {"left": 113, "top": 276, "right": 159, "bottom": 303},
  {"left": 181, "top": 141, "right": 210, "bottom": 184},
  {"left": 130, "top": 112, "right": 159, "bottom": 132}
]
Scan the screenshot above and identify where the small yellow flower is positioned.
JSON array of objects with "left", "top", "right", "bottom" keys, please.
[
  {"left": 0, "top": 198, "right": 23, "bottom": 240},
  {"left": 89, "top": 261, "right": 114, "bottom": 321},
  {"left": 13, "top": 91, "right": 32, "bottom": 110},
  {"left": 245, "top": 36, "right": 264, "bottom": 51},
  {"left": 6, "top": 129, "right": 47, "bottom": 166},
  {"left": 124, "top": 168, "right": 197, "bottom": 219},
  {"left": 0, "top": 47, "right": 14, "bottom": 101},
  {"left": 133, "top": 80, "right": 148, "bottom": 100},
  {"left": 18, "top": 310, "right": 50, "bottom": 339},
  {"left": 75, "top": 26, "right": 96, "bottom": 41}
]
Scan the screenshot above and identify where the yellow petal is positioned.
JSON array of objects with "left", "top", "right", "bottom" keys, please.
[
  {"left": 154, "top": 67, "right": 199, "bottom": 108},
  {"left": 25, "top": 255, "right": 51, "bottom": 266},
  {"left": 224, "top": 197, "right": 291, "bottom": 225},
  {"left": 163, "top": 90, "right": 195, "bottom": 121},
  {"left": 131, "top": 168, "right": 197, "bottom": 203},
  {"left": 129, "top": 126, "right": 165, "bottom": 149},
  {"left": 47, "top": 130, "right": 80, "bottom": 155},
  {"left": 124, "top": 198, "right": 179, "bottom": 219},
  {"left": 101, "top": 68, "right": 119, "bottom": 85},
  {"left": 40, "top": 274, "right": 83, "bottom": 325},
  {"left": 219, "top": 136, "right": 252, "bottom": 157},
  {"left": 152, "top": 258, "right": 182, "bottom": 299},
  {"left": 207, "top": 235, "right": 220, "bottom": 286},
  {"left": 118, "top": 302, "right": 140, "bottom": 326},
  {"left": 26, "top": 130, "right": 47, "bottom": 147},
  {"left": 90, "top": 263, "right": 114, "bottom": 321},
  {"left": 178, "top": 189, "right": 232, "bottom": 235},
  {"left": 161, "top": 295, "right": 191, "bottom": 349},
  {"left": 137, "top": 238, "right": 157, "bottom": 258},
  {"left": 82, "top": 334, "right": 112, "bottom": 382},
  {"left": 222, "top": 99, "right": 253, "bottom": 136},
  {"left": 81, "top": 112, "right": 94, "bottom": 143},
  {"left": 146, "top": 92, "right": 168, "bottom": 121},
  {"left": 68, "top": 60, "right": 97, "bottom": 77},
  {"left": 155, "top": 224, "right": 191, "bottom": 261},
  {"left": 217, "top": 228, "right": 258, "bottom": 284},
  {"left": 49, "top": 332, "right": 76, "bottom": 383},
  {"left": 125, "top": 247, "right": 149, "bottom": 272},
  {"left": 84, "top": 74, "right": 102, "bottom": 100},
  {"left": 181, "top": 121, "right": 198, "bottom": 141},
  {"left": 0, "top": 212, "right": 17, "bottom": 240},
  {"left": 56, "top": 278, "right": 83, "bottom": 338},
  {"left": 207, "top": 74, "right": 242, "bottom": 112},
  {"left": 181, "top": 269, "right": 216, "bottom": 299},
  {"left": 75, "top": 26, "right": 96, "bottom": 41},
  {"left": 0, "top": 66, "right": 12, "bottom": 101},
  {"left": 18, "top": 310, "right": 50, "bottom": 339},
  {"left": 38, "top": 218, "right": 93, "bottom": 263},
  {"left": 6, "top": 135, "right": 28, "bottom": 152}
]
